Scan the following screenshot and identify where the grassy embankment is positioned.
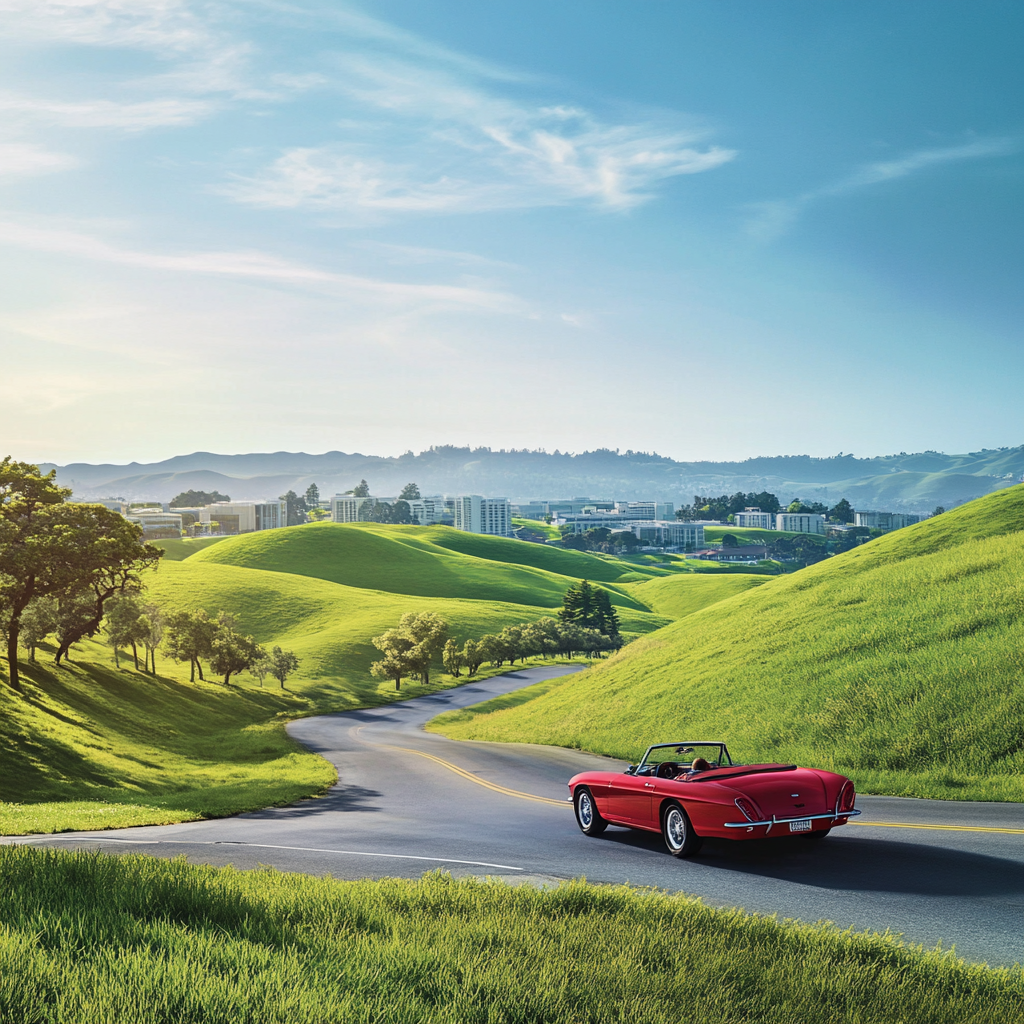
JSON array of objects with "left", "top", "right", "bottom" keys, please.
[
  {"left": 2, "top": 845, "right": 1022, "bottom": 1023},
  {"left": 432, "top": 486, "right": 1024, "bottom": 802},
  {"left": 3, "top": 522, "right": 753, "bottom": 833}
]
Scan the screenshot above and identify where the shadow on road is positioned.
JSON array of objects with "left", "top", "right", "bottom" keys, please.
[
  {"left": 596, "top": 828, "right": 1024, "bottom": 897},
  {"left": 242, "top": 783, "right": 383, "bottom": 818}
]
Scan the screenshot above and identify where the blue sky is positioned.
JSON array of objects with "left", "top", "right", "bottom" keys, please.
[{"left": 1, "top": 0, "right": 1021, "bottom": 463}]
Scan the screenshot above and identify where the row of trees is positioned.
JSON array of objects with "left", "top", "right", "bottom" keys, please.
[
  {"left": 560, "top": 526, "right": 642, "bottom": 554},
  {"left": 370, "top": 581, "right": 623, "bottom": 690},
  {"left": 676, "top": 492, "right": 858, "bottom": 525}
]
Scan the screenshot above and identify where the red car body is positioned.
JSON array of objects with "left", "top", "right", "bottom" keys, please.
[{"left": 568, "top": 741, "right": 859, "bottom": 856}]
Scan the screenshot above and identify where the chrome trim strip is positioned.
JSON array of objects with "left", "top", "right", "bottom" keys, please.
[{"left": 724, "top": 808, "right": 862, "bottom": 829}]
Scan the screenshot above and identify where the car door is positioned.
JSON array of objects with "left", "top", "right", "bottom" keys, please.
[{"left": 606, "top": 773, "right": 654, "bottom": 825}]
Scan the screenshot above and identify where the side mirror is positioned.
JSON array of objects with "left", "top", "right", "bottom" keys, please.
[{"left": 625, "top": 765, "right": 637, "bottom": 775}]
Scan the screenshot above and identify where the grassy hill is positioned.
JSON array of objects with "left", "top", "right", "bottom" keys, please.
[
  {"left": 431, "top": 486, "right": 1024, "bottom": 801},
  {"left": 5, "top": 521, "right": 768, "bottom": 833}
]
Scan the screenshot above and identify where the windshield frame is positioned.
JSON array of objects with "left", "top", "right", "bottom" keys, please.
[{"left": 636, "top": 742, "right": 733, "bottom": 774}]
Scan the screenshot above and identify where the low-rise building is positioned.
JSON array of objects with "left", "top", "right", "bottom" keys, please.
[
  {"left": 513, "top": 497, "right": 615, "bottom": 520},
  {"left": 697, "top": 544, "right": 768, "bottom": 563},
  {"left": 628, "top": 520, "right": 704, "bottom": 550},
  {"left": 854, "top": 510, "right": 921, "bottom": 532},
  {"left": 199, "top": 500, "right": 286, "bottom": 534},
  {"left": 125, "top": 509, "right": 183, "bottom": 540},
  {"left": 776, "top": 512, "right": 826, "bottom": 535},
  {"left": 330, "top": 495, "right": 378, "bottom": 522},
  {"left": 454, "top": 495, "right": 512, "bottom": 537},
  {"left": 733, "top": 508, "right": 774, "bottom": 530}
]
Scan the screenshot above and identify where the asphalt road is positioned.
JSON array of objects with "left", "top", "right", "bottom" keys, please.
[{"left": 14, "top": 665, "right": 1024, "bottom": 967}]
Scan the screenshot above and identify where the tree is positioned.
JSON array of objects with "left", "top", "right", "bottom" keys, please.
[
  {"left": 371, "top": 628, "right": 417, "bottom": 690},
  {"left": 442, "top": 637, "right": 463, "bottom": 677},
  {"left": 248, "top": 652, "right": 271, "bottom": 687},
  {"left": 280, "top": 490, "right": 307, "bottom": 526},
  {"left": 721, "top": 533, "right": 739, "bottom": 548},
  {"left": 170, "top": 490, "right": 229, "bottom": 507},
  {"left": 139, "top": 604, "right": 164, "bottom": 675},
  {"left": 106, "top": 593, "right": 146, "bottom": 670},
  {"left": 18, "top": 597, "right": 58, "bottom": 662},
  {"left": 268, "top": 646, "right": 300, "bottom": 689},
  {"left": 933, "top": 506, "right": 946, "bottom": 517},
  {"left": 164, "top": 608, "right": 218, "bottom": 682},
  {"left": 352, "top": 479, "right": 370, "bottom": 497},
  {"left": 592, "top": 589, "right": 621, "bottom": 644},
  {"left": 828, "top": 498, "right": 855, "bottom": 524},
  {"left": 210, "top": 622, "right": 263, "bottom": 685},
  {"left": 462, "top": 638, "right": 483, "bottom": 676},
  {"left": 399, "top": 483, "right": 421, "bottom": 500},
  {"left": 391, "top": 500, "right": 413, "bottom": 525},
  {"left": 560, "top": 580, "right": 597, "bottom": 628},
  {"left": 304, "top": 483, "right": 320, "bottom": 510},
  {"left": 0, "top": 460, "right": 163, "bottom": 689},
  {"left": 400, "top": 611, "right": 450, "bottom": 685},
  {"left": 54, "top": 589, "right": 103, "bottom": 666}
]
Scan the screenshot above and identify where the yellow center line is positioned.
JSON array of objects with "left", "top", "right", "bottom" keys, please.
[
  {"left": 852, "top": 820, "right": 1024, "bottom": 835},
  {"left": 387, "top": 745, "right": 569, "bottom": 807}
]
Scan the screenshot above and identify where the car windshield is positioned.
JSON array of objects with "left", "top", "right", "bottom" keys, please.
[{"left": 638, "top": 743, "right": 732, "bottom": 773}]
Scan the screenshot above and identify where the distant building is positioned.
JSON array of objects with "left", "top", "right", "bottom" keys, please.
[
  {"left": 698, "top": 544, "right": 768, "bottom": 563},
  {"left": 614, "top": 501, "right": 676, "bottom": 520},
  {"left": 733, "top": 508, "right": 774, "bottom": 530},
  {"left": 628, "top": 521, "right": 704, "bottom": 550},
  {"left": 330, "top": 495, "right": 378, "bottom": 523},
  {"left": 776, "top": 512, "right": 826, "bottom": 535},
  {"left": 854, "top": 511, "right": 921, "bottom": 532},
  {"left": 513, "top": 497, "right": 615, "bottom": 520},
  {"left": 199, "top": 500, "right": 286, "bottom": 535},
  {"left": 125, "top": 510, "right": 182, "bottom": 540},
  {"left": 404, "top": 495, "right": 453, "bottom": 526},
  {"left": 454, "top": 495, "right": 512, "bottom": 537}
]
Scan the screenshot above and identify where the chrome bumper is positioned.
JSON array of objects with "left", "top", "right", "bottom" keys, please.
[{"left": 724, "top": 808, "right": 861, "bottom": 833}]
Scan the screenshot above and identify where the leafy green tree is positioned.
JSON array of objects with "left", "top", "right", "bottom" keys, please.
[
  {"left": 462, "top": 638, "right": 483, "bottom": 676},
  {"left": 371, "top": 627, "right": 417, "bottom": 690},
  {"left": 399, "top": 611, "right": 450, "bottom": 685},
  {"left": 170, "top": 490, "right": 229, "bottom": 507},
  {"left": 280, "top": 490, "right": 307, "bottom": 526},
  {"left": 442, "top": 637, "right": 463, "bottom": 677},
  {"left": 828, "top": 498, "right": 855, "bottom": 524},
  {"left": 399, "top": 483, "right": 421, "bottom": 500},
  {"left": 139, "top": 604, "right": 164, "bottom": 675},
  {"left": 268, "top": 646, "right": 300, "bottom": 690},
  {"left": 352, "top": 479, "right": 370, "bottom": 497},
  {"left": 54, "top": 589, "right": 103, "bottom": 666},
  {"left": 106, "top": 593, "right": 147, "bottom": 670},
  {"left": 18, "top": 597, "right": 58, "bottom": 662},
  {"left": 248, "top": 652, "right": 271, "bottom": 687},
  {"left": 164, "top": 608, "right": 218, "bottom": 682},
  {"left": 210, "top": 620, "right": 263, "bottom": 685},
  {"left": 304, "top": 483, "right": 320, "bottom": 509},
  {"left": 721, "top": 534, "right": 739, "bottom": 548},
  {"left": 1, "top": 458, "right": 161, "bottom": 690},
  {"left": 933, "top": 505, "right": 946, "bottom": 517}
]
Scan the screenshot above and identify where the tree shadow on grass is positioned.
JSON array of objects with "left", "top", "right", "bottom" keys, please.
[{"left": 597, "top": 826, "right": 1024, "bottom": 898}]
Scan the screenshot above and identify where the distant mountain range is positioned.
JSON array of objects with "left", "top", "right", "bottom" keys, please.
[{"left": 40, "top": 445, "right": 1024, "bottom": 513}]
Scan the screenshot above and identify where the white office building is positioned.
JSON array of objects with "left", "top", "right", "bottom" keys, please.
[
  {"left": 199, "top": 500, "right": 286, "bottom": 534},
  {"left": 330, "top": 495, "right": 378, "bottom": 522},
  {"left": 776, "top": 512, "right": 827, "bottom": 535},
  {"left": 733, "top": 508, "right": 775, "bottom": 530},
  {"left": 454, "top": 495, "right": 512, "bottom": 537},
  {"left": 629, "top": 521, "right": 705, "bottom": 550},
  {"left": 613, "top": 501, "right": 676, "bottom": 520},
  {"left": 854, "top": 511, "right": 921, "bottom": 532}
]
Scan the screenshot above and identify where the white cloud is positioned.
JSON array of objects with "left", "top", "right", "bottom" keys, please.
[
  {"left": 0, "top": 93, "right": 214, "bottom": 129},
  {"left": 0, "top": 219, "right": 521, "bottom": 312},
  {"left": 0, "top": 142, "right": 78, "bottom": 177},
  {"left": 748, "top": 137, "right": 1019, "bottom": 241}
]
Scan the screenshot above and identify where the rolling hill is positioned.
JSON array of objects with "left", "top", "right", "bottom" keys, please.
[{"left": 431, "top": 485, "right": 1024, "bottom": 801}]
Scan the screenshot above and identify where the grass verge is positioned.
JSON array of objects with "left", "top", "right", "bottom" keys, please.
[{"left": 1, "top": 846, "right": 1020, "bottom": 1023}]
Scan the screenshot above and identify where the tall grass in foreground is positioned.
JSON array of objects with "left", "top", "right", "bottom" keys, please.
[{"left": 1, "top": 847, "right": 1022, "bottom": 1023}]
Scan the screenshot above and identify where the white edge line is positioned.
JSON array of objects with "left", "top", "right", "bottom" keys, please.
[{"left": 19, "top": 836, "right": 523, "bottom": 871}]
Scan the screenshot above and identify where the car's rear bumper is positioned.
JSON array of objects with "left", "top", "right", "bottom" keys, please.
[{"left": 724, "top": 808, "right": 861, "bottom": 834}]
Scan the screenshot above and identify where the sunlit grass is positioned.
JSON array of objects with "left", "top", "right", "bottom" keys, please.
[{"left": 0, "top": 846, "right": 1020, "bottom": 1023}]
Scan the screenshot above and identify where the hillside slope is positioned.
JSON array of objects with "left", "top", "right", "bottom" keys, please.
[{"left": 433, "top": 486, "right": 1024, "bottom": 800}]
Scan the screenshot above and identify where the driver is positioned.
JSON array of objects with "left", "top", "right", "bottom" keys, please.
[{"left": 687, "top": 757, "right": 712, "bottom": 776}]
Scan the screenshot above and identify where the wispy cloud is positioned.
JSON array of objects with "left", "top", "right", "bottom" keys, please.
[
  {"left": 748, "top": 137, "right": 1019, "bottom": 241},
  {"left": 0, "top": 142, "right": 78, "bottom": 177},
  {"left": 0, "top": 93, "right": 214, "bottom": 130},
  {"left": 0, "top": 219, "right": 520, "bottom": 312}
]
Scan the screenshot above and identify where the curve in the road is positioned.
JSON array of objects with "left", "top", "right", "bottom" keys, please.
[{"left": 10, "top": 664, "right": 1024, "bottom": 968}]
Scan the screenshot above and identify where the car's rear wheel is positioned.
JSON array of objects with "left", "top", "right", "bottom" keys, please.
[
  {"left": 661, "top": 801, "right": 703, "bottom": 858},
  {"left": 805, "top": 827, "right": 831, "bottom": 840},
  {"left": 574, "top": 787, "right": 607, "bottom": 836}
]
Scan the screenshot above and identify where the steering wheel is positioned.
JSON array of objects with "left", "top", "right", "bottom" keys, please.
[{"left": 655, "top": 761, "right": 681, "bottom": 779}]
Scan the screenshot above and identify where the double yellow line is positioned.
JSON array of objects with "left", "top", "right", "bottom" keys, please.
[{"left": 387, "top": 745, "right": 1024, "bottom": 834}]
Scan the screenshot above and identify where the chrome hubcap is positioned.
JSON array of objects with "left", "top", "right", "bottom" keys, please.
[
  {"left": 578, "top": 792, "right": 593, "bottom": 828},
  {"left": 666, "top": 807, "right": 685, "bottom": 849}
]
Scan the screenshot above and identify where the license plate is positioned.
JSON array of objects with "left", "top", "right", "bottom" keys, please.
[{"left": 788, "top": 819, "right": 812, "bottom": 832}]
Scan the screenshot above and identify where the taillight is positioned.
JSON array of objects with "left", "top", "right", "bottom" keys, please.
[
  {"left": 735, "top": 797, "right": 763, "bottom": 822},
  {"left": 838, "top": 782, "right": 855, "bottom": 812}
]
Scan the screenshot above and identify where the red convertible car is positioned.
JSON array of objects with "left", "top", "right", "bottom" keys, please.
[{"left": 568, "top": 741, "right": 859, "bottom": 857}]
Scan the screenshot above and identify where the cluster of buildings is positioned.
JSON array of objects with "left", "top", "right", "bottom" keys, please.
[
  {"left": 329, "top": 493, "right": 512, "bottom": 536},
  {"left": 733, "top": 507, "right": 923, "bottom": 535}
]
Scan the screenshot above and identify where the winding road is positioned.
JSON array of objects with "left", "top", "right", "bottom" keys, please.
[{"left": 14, "top": 665, "right": 1024, "bottom": 967}]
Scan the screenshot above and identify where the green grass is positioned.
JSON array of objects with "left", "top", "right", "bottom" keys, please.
[
  {"left": 704, "top": 526, "right": 824, "bottom": 545},
  {"left": 432, "top": 485, "right": 1024, "bottom": 802},
  {"left": 2, "top": 847, "right": 1021, "bottom": 1023},
  {"left": 512, "top": 517, "right": 561, "bottom": 541},
  {"left": 623, "top": 572, "right": 769, "bottom": 618},
  {"left": 0, "top": 640, "right": 335, "bottom": 835},
  {"left": 153, "top": 536, "right": 229, "bottom": 561}
]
